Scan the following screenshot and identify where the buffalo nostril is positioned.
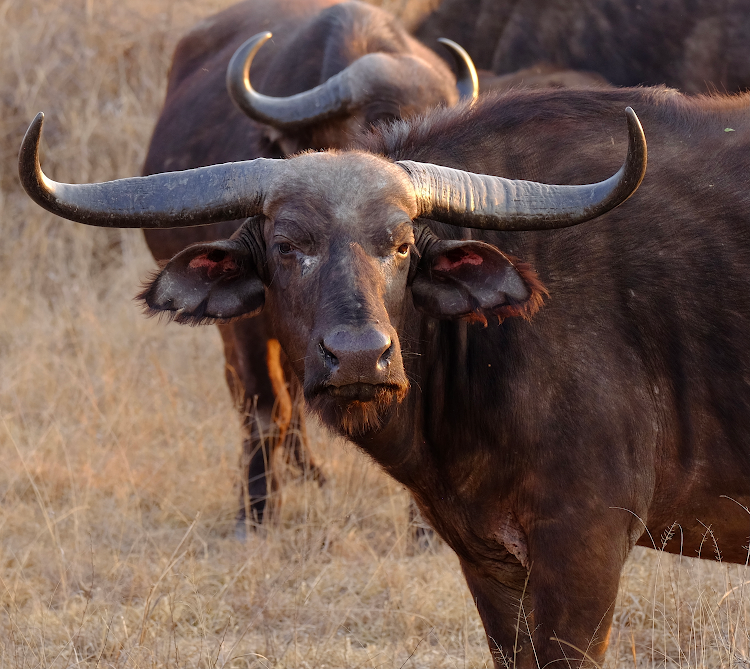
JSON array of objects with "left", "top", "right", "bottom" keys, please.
[
  {"left": 322, "top": 327, "right": 393, "bottom": 380},
  {"left": 377, "top": 341, "right": 394, "bottom": 371},
  {"left": 319, "top": 341, "right": 339, "bottom": 372}
]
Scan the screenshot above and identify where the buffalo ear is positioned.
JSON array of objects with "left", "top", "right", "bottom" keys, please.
[
  {"left": 138, "top": 236, "right": 265, "bottom": 325},
  {"left": 411, "top": 239, "right": 546, "bottom": 324}
]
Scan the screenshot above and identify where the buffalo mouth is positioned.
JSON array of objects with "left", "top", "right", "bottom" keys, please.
[
  {"left": 306, "top": 381, "right": 408, "bottom": 437},
  {"left": 325, "top": 382, "right": 401, "bottom": 402}
]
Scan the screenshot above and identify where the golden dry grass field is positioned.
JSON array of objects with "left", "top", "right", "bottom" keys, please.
[{"left": 2, "top": 0, "right": 750, "bottom": 666}]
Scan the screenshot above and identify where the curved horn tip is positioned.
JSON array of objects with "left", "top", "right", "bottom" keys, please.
[
  {"left": 622, "top": 106, "right": 647, "bottom": 188},
  {"left": 22, "top": 112, "right": 45, "bottom": 152},
  {"left": 437, "top": 37, "right": 479, "bottom": 102},
  {"left": 244, "top": 31, "right": 272, "bottom": 67},
  {"left": 248, "top": 30, "right": 273, "bottom": 52},
  {"left": 625, "top": 107, "right": 643, "bottom": 137},
  {"left": 31, "top": 111, "right": 44, "bottom": 129},
  {"left": 227, "top": 31, "right": 273, "bottom": 83},
  {"left": 226, "top": 28, "right": 352, "bottom": 128},
  {"left": 19, "top": 112, "right": 47, "bottom": 201}
]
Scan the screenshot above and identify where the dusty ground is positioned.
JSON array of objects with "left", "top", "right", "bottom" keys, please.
[{"left": 2, "top": 0, "right": 750, "bottom": 666}]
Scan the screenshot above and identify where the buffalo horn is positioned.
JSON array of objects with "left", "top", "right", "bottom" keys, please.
[
  {"left": 226, "top": 31, "right": 355, "bottom": 129},
  {"left": 437, "top": 38, "right": 479, "bottom": 101},
  {"left": 18, "top": 112, "right": 279, "bottom": 228},
  {"left": 397, "top": 107, "right": 647, "bottom": 231},
  {"left": 227, "top": 32, "right": 480, "bottom": 129}
]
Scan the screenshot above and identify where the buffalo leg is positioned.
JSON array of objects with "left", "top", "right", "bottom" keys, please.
[
  {"left": 521, "top": 521, "right": 629, "bottom": 668},
  {"left": 463, "top": 520, "right": 629, "bottom": 668},
  {"left": 461, "top": 558, "right": 535, "bottom": 668},
  {"left": 278, "top": 349, "right": 326, "bottom": 485},
  {"left": 144, "top": 232, "right": 298, "bottom": 529},
  {"left": 218, "top": 320, "right": 279, "bottom": 532},
  {"left": 288, "top": 393, "right": 326, "bottom": 484},
  {"left": 220, "top": 321, "right": 325, "bottom": 534},
  {"left": 240, "top": 423, "right": 276, "bottom": 525}
]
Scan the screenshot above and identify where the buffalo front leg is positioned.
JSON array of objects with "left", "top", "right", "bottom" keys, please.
[
  {"left": 519, "top": 518, "right": 631, "bottom": 668},
  {"left": 463, "top": 519, "right": 631, "bottom": 667},
  {"left": 461, "top": 557, "right": 534, "bottom": 668}
]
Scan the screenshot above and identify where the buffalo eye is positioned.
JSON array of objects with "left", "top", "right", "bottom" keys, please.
[
  {"left": 396, "top": 243, "right": 410, "bottom": 257},
  {"left": 278, "top": 242, "right": 293, "bottom": 255}
]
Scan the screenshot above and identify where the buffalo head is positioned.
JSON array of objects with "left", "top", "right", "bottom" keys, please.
[{"left": 19, "top": 109, "right": 646, "bottom": 436}]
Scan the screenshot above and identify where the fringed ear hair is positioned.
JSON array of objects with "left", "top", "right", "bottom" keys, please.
[
  {"left": 411, "top": 234, "right": 547, "bottom": 324},
  {"left": 491, "top": 255, "right": 548, "bottom": 323},
  {"left": 137, "top": 220, "right": 268, "bottom": 325}
]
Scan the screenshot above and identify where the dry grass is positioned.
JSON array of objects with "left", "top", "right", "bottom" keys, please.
[{"left": 1, "top": 0, "right": 750, "bottom": 666}]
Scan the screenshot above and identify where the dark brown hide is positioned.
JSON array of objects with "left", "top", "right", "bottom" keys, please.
[
  {"left": 416, "top": 0, "right": 750, "bottom": 93},
  {"left": 354, "top": 87, "right": 750, "bottom": 665},
  {"left": 141, "top": 0, "right": 465, "bottom": 528},
  {"left": 142, "top": 88, "right": 750, "bottom": 666}
]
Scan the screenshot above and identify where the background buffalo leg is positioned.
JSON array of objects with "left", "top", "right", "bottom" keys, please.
[
  {"left": 220, "top": 321, "right": 325, "bottom": 535},
  {"left": 218, "top": 320, "right": 278, "bottom": 532}
]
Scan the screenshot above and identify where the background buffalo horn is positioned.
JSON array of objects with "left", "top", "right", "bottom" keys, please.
[
  {"left": 226, "top": 31, "right": 356, "bottom": 129},
  {"left": 18, "top": 112, "right": 279, "bottom": 228},
  {"left": 437, "top": 38, "right": 479, "bottom": 101},
  {"left": 226, "top": 32, "right": 480, "bottom": 129},
  {"left": 397, "top": 107, "right": 647, "bottom": 231}
]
